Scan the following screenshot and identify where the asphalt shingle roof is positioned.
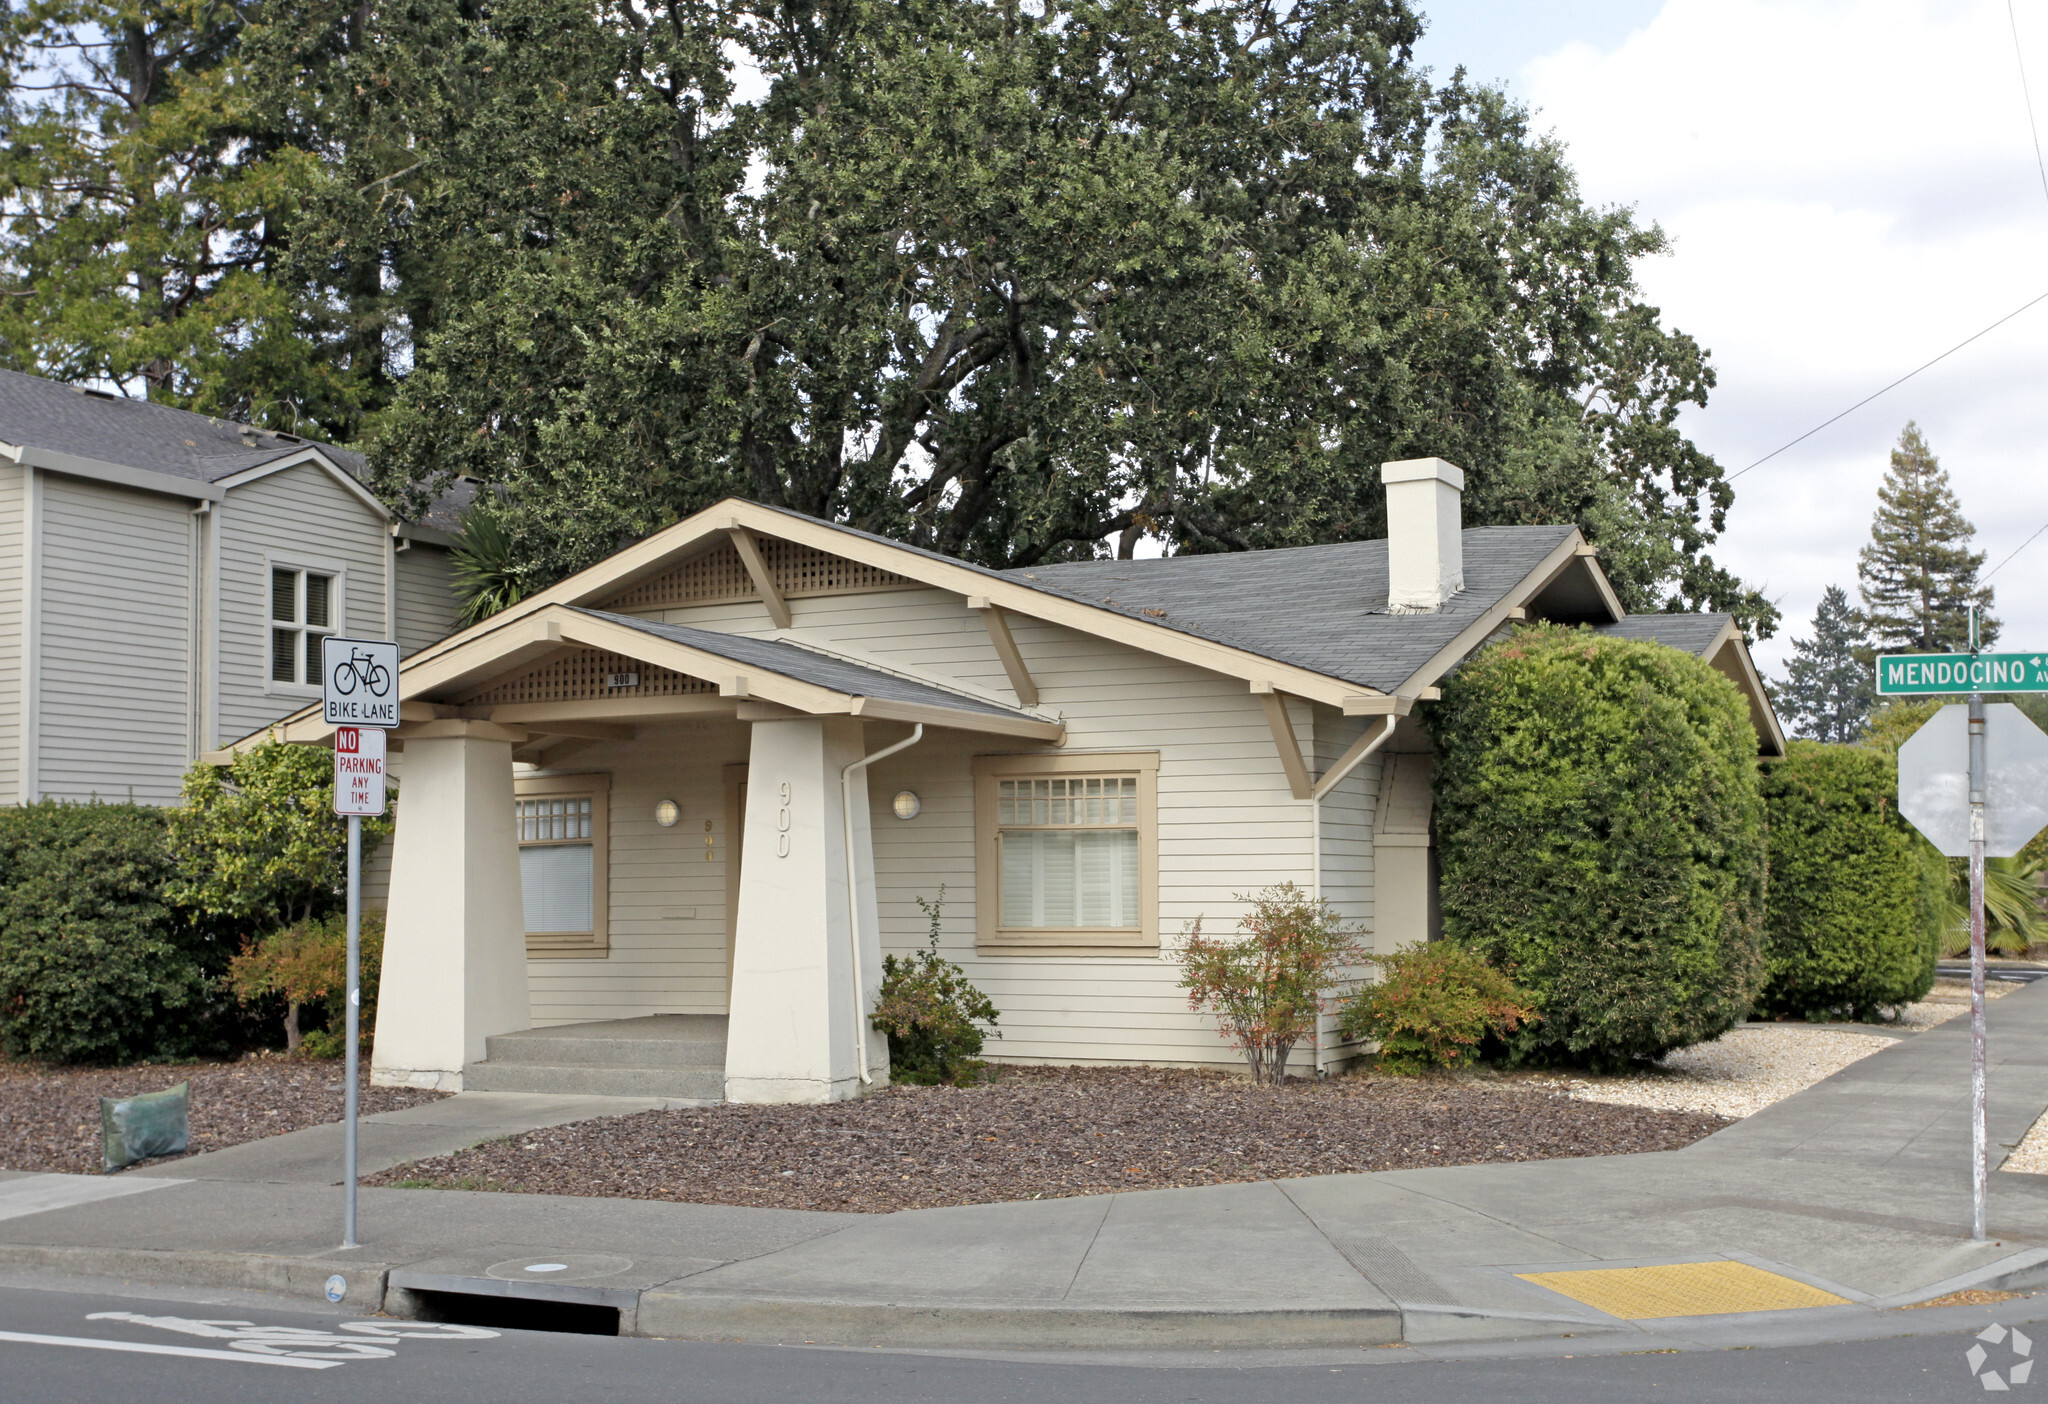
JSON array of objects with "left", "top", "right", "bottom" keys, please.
[
  {"left": 1002, "top": 527, "right": 1579, "bottom": 694},
  {"left": 573, "top": 610, "right": 1038, "bottom": 721},
  {"left": 0, "top": 368, "right": 363, "bottom": 484},
  {"left": 1593, "top": 613, "right": 1732, "bottom": 656}
]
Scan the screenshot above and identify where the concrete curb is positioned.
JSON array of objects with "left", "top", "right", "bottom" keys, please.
[
  {"left": 633, "top": 1291, "right": 1403, "bottom": 1348},
  {"left": 0, "top": 1244, "right": 387, "bottom": 1313}
]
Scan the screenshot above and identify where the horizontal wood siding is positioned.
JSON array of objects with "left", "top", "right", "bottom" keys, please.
[
  {"left": 396, "top": 543, "right": 462, "bottom": 656},
  {"left": 592, "top": 586, "right": 1344, "bottom": 1069},
  {"left": 217, "top": 465, "right": 390, "bottom": 745},
  {"left": 36, "top": 474, "right": 193, "bottom": 802},
  {"left": 0, "top": 464, "right": 21, "bottom": 800},
  {"left": 520, "top": 722, "right": 753, "bottom": 1026}
]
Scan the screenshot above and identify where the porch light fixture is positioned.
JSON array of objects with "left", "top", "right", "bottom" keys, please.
[
  {"left": 891, "top": 790, "right": 921, "bottom": 821},
  {"left": 654, "top": 799, "right": 680, "bottom": 828}
]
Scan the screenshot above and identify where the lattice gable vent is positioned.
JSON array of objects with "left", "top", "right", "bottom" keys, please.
[
  {"left": 460, "top": 649, "right": 717, "bottom": 707},
  {"left": 597, "top": 534, "right": 919, "bottom": 611}
]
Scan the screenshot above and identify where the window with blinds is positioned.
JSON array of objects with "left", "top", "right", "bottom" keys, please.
[
  {"left": 269, "top": 565, "right": 335, "bottom": 687},
  {"left": 515, "top": 789, "right": 608, "bottom": 955},
  {"left": 997, "top": 776, "right": 1141, "bottom": 930}
]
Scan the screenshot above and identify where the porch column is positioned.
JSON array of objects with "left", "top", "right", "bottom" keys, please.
[
  {"left": 372, "top": 727, "right": 531, "bottom": 1090},
  {"left": 726, "top": 715, "right": 887, "bottom": 1103}
]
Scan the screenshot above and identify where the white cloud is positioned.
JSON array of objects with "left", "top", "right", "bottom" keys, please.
[{"left": 1518, "top": 0, "right": 2048, "bottom": 673}]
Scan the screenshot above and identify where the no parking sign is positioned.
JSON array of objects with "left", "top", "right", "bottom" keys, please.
[{"left": 332, "top": 726, "right": 387, "bottom": 817}]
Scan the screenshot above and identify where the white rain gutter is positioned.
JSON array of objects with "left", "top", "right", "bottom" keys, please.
[
  {"left": 841, "top": 723, "right": 924, "bottom": 1085},
  {"left": 1309, "top": 713, "right": 1398, "bottom": 1078}
]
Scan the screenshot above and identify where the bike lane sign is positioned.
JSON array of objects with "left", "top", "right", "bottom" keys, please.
[{"left": 320, "top": 636, "right": 399, "bottom": 728}]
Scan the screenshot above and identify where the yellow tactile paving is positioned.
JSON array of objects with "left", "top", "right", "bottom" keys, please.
[{"left": 1515, "top": 1260, "right": 1853, "bottom": 1320}]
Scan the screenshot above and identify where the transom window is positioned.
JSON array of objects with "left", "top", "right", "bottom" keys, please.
[
  {"left": 270, "top": 566, "right": 335, "bottom": 686},
  {"left": 996, "top": 774, "right": 1142, "bottom": 932},
  {"left": 518, "top": 797, "right": 595, "bottom": 936}
]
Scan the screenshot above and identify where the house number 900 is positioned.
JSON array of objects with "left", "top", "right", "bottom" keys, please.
[{"left": 776, "top": 782, "right": 792, "bottom": 858}]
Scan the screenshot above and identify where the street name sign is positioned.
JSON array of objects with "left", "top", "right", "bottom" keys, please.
[
  {"left": 1876, "top": 652, "right": 2048, "bottom": 695},
  {"left": 332, "top": 726, "right": 387, "bottom": 817},
  {"left": 320, "top": 636, "right": 400, "bottom": 727},
  {"left": 1897, "top": 703, "right": 2048, "bottom": 857}
]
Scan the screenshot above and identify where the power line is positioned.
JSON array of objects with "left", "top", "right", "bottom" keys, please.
[
  {"left": 2009, "top": 0, "right": 2048, "bottom": 209},
  {"left": 1727, "top": 289, "right": 2048, "bottom": 480},
  {"left": 1985, "top": 518, "right": 2048, "bottom": 582}
]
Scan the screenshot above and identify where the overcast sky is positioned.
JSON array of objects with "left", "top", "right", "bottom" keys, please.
[{"left": 1413, "top": 0, "right": 2048, "bottom": 676}]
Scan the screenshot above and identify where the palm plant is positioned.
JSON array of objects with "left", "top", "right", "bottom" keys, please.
[
  {"left": 450, "top": 507, "right": 525, "bottom": 625},
  {"left": 1942, "top": 854, "right": 2044, "bottom": 958}
]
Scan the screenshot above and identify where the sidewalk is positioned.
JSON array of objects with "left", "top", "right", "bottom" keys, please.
[{"left": 7, "top": 984, "right": 2048, "bottom": 1350}]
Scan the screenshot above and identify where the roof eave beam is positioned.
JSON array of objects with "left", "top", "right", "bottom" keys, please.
[
  {"left": 725, "top": 522, "right": 793, "bottom": 629},
  {"left": 1253, "top": 684, "right": 1314, "bottom": 801},
  {"left": 966, "top": 595, "right": 1039, "bottom": 706}
]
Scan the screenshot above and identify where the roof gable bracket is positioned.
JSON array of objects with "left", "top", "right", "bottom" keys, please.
[
  {"left": 966, "top": 595, "right": 1039, "bottom": 706},
  {"left": 1253, "top": 683, "right": 1314, "bottom": 801},
  {"left": 723, "top": 522, "right": 793, "bottom": 629}
]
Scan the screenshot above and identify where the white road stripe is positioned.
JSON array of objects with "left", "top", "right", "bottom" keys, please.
[
  {"left": 0, "top": 1173, "right": 186, "bottom": 1223},
  {"left": 0, "top": 1330, "right": 341, "bottom": 1369}
]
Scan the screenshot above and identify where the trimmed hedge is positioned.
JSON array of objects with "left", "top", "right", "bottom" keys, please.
[
  {"left": 1430, "top": 625, "right": 1767, "bottom": 1069},
  {"left": 0, "top": 801, "right": 218, "bottom": 1064},
  {"left": 1756, "top": 741, "right": 1940, "bottom": 1019}
]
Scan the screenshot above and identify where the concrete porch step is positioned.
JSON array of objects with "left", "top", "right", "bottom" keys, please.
[
  {"left": 463, "top": 1014, "right": 728, "bottom": 1100},
  {"left": 460, "top": 1061, "right": 725, "bottom": 1100},
  {"left": 481, "top": 1015, "right": 729, "bottom": 1069}
]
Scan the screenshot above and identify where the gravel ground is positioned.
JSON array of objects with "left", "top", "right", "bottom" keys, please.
[
  {"left": 366, "top": 1065, "right": 1729, "bottom": 1213},
  {"left": 1890, "top": 976, "right": 2017, "bottom": 1031},
  {"left": 1528, "top": 1026, "right": 1901, "bottom": 1120},
  {"left": 0, "top": 1057, "right": 449, "bottom": 1175}
]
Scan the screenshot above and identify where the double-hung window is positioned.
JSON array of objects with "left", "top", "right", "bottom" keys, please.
[
  {"left": 515, "top": 774, "right": 611, "bottom": 958},
  {"left": 973, "top": 752, "right": 1158, "bottom": 954},
  {"left": 270, "top": 565, "right": 336, "bottom": 688}
]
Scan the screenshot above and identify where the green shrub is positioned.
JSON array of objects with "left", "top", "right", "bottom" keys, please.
[
  {"left": 0, "top": 801, "right": 215, "bottom": 1063},
  {"left": 871, "top": 890, "right": 999, "bottom": 1085},
  {"left": 1430, "top": 624, "right": 1768, "bottom": 1069},
  {"left": 1339, "top": 942, "right": 1540, "bottom": 1074},
  {"left": 1756, "top": 741, "right": 1941, "bottom": 1019},
  {"left": 228, "top": 910, "right": 386, "bottom": 1056},
  {"left": 1176, "top": 883, "right": 1365, "bottom": 1083}
]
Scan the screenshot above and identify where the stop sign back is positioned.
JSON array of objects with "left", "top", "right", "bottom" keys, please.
[{"left": 1896, "top": 703, "right": 2048, "bottom": 857}]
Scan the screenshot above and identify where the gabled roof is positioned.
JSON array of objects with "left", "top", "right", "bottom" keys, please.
[
  {"left": 1007, "top": 526, "right": 1580, "bottom": 694},
  {"left": 572, "top": 610, "right": 1041, "bottom": 723},
  {"left": 0, "top": 368, "right": 364, "bottom": 486}
]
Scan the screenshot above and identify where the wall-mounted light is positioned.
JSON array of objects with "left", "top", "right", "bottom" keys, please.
[
  {"left": 654, "top": 799, "right": 680, "bottom": 828},
  {"left": 891, "top": 790, "right": 921, "bottom": 821}
]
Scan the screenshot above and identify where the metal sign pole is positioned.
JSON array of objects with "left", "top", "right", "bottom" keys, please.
[
  {"left": 343, "top": 811, "right": 361, "bottom": 1250},
  {"left": 1969, "top": 690, "right": 1988, "bottom": 1240}
]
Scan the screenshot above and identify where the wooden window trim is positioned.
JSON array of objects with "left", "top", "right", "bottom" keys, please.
[
  {"left": 261, "top": 554, "right": 347, "bottom": 698},
  {"left": 972, "top": 751, "right": 1159, "bottom": 956},
  {"left": 515, "top": 771, "right": 611, "bottom": 959}
]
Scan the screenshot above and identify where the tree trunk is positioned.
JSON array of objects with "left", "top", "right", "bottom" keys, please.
[{"left": 284, "top": 1001, "right": 302, "bottom": 1053}]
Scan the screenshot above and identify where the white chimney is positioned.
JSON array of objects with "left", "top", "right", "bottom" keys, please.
[{"left": 1381, "top": 457, "right": 1465, "bottom": 612}]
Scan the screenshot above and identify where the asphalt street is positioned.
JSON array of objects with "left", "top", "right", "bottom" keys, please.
[{"left": 2, "top": 1275, "right": 2045, "bottom": 1403}]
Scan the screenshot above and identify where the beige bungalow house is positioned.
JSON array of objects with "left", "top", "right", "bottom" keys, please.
[{"left": 237, "top": 458, "right": 1785, "bottom": 1104}]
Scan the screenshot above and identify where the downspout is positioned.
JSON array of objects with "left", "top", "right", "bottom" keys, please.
[
  {"left": 841, "top": 723, "right": 924, "bottom": 1086},
  {"left": 1309, "top": 713, "right": 1399, "bottom": 1076}
]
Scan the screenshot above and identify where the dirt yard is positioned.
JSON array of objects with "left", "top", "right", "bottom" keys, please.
[
  {"left": 367, "top": 1065, "right": 1728, "bottom": 1213},
  {"left": 0, "top": 1057, "right": 448, "bottom": 1175}
]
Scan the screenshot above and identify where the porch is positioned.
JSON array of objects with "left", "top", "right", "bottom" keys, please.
[{"left": 348, "top": 604, "right": 1062, "bottom": 1105}]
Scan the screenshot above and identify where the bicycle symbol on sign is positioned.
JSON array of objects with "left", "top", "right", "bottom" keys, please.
[{"left": 329, "top": 647, "right": 392, "bottom": 698}]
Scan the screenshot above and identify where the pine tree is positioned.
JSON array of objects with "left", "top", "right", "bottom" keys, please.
[
  {"left": 1777, "top": 586, "right": 1874, "bottom": 742},
  {"left": 1856, "top": 423, "right": 1997, "bottom": 652}
]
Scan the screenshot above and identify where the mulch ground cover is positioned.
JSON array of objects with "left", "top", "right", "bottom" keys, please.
[
  {"left": 0, "top": 1057, "right": 449, "bottom": 1175},
  {"left": 366, "top": 1065, "right": 1729, "bottom": 1213}
]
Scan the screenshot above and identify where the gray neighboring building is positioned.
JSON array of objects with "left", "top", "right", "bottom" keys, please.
[{"left": 0, "top": 370, "right": 465, "bottom": 805}]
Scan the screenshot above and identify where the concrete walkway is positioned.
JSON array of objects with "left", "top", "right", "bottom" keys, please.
[{"left": 8, "top": 986, "right": 2048, "bottom": 1350}]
